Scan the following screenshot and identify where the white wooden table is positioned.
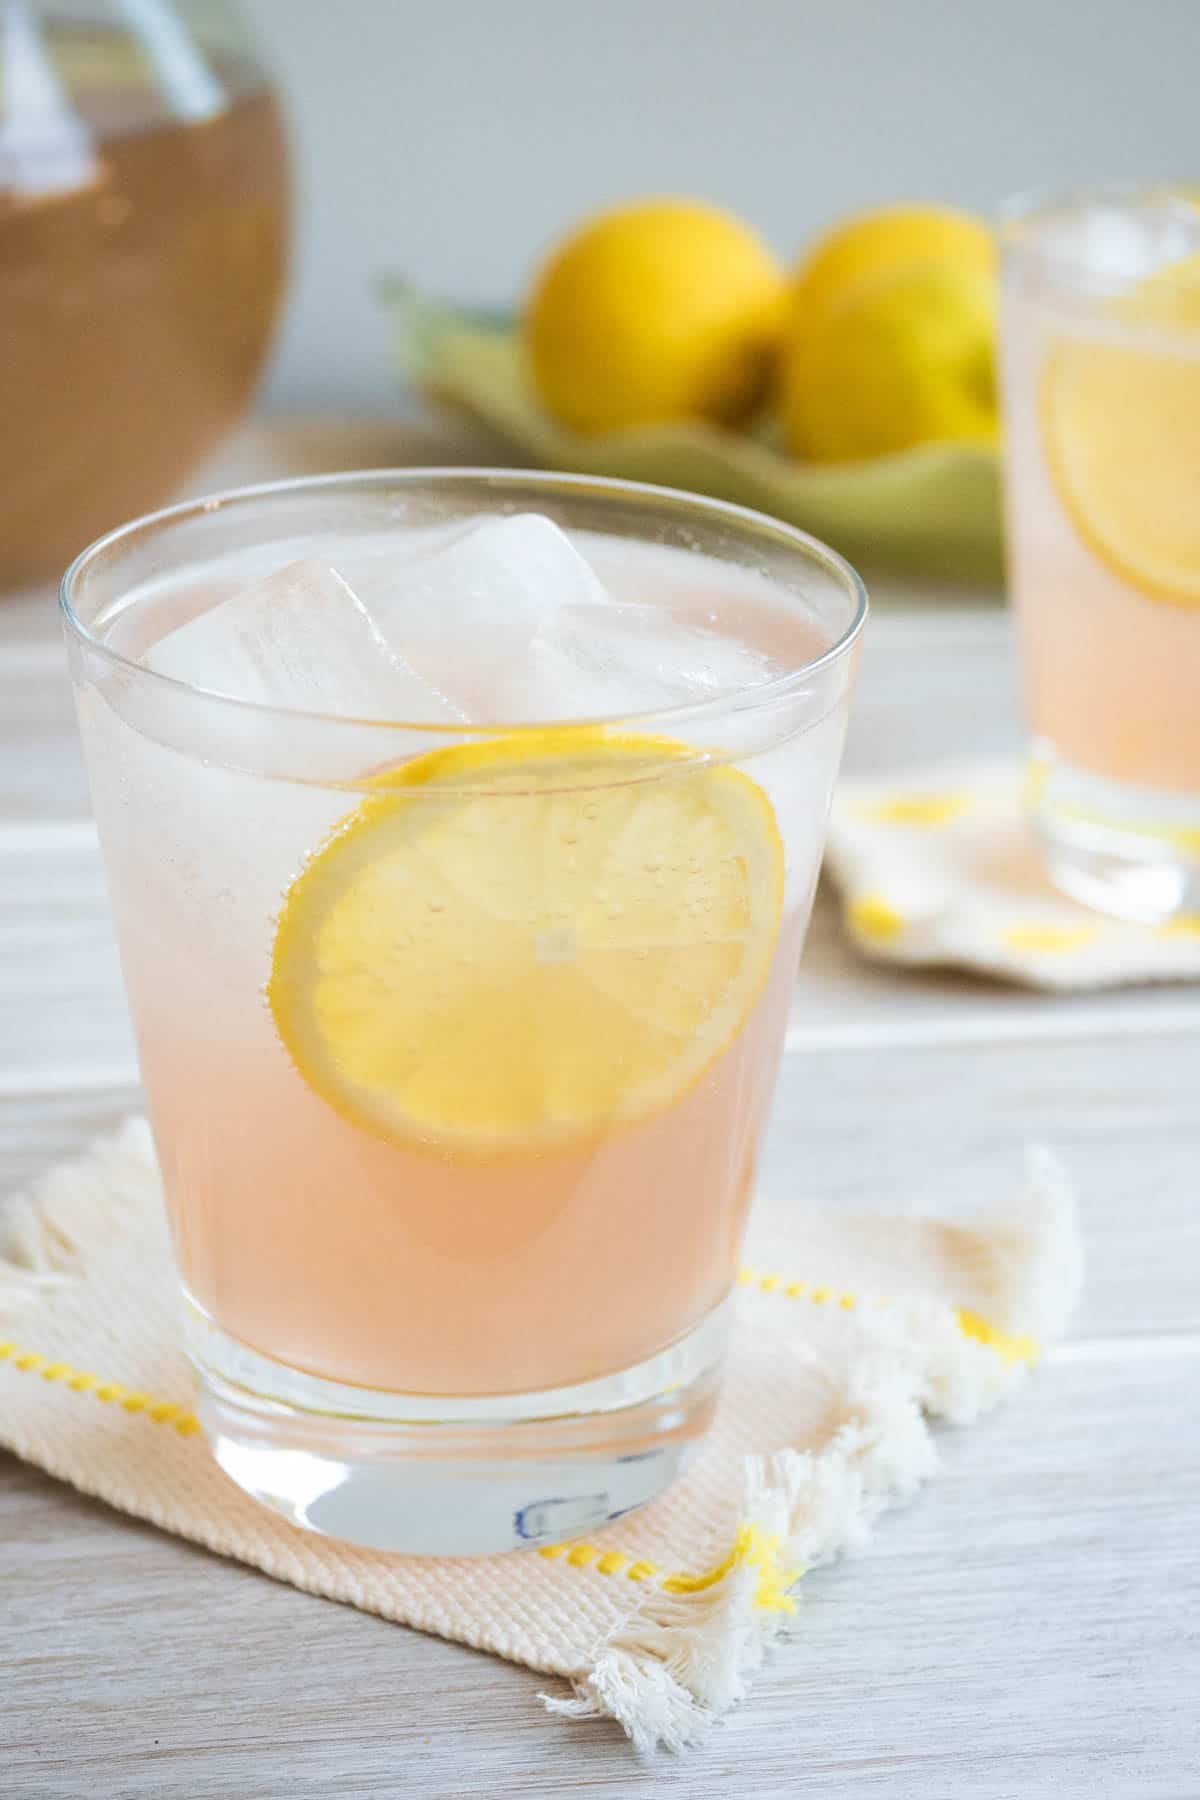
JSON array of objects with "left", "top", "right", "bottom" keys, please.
[{"left": 2, "top": 422, "right": 1197, "bottom": 1799}]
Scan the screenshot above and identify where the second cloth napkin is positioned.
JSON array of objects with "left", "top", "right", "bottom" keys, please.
[{"left": 826, "top": 758, "right": 1200, "bottom": 990}]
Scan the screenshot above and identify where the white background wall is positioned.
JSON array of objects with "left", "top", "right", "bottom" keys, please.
[{"left": 243, "top": 0, "right": 1199, "bottom": 416}]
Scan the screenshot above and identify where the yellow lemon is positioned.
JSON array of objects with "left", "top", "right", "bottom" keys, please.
[
  {"left": 269, "top": 731, "right": 784, "bottom": 1158},
  {"left": 789, "top": 204, "right": 995, "bottom": 337},
  {"left": 525, "top": 200, "right": 786, "bottom": 434},
  {"left": 783, "top": 263, "right": 998, "bottom": 461},
  {"left": 1041, "top": 252, "right": 1200, "bottom": 607}
]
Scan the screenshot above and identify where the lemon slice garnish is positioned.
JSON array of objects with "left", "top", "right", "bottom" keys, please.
[
  {"left": 1042, "top": 252, "right": 1200, "bottom": 607},
  {"left": 268, "top": 730, "right": 784, "bottom": 1157}
]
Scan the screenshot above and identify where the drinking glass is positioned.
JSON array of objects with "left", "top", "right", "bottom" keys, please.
[
  {"left": 999, "top": 185, "right": 1200, "bottom": 920},
  {"left": 62, "top": 470, "right": 865, "bottom": 1554}
]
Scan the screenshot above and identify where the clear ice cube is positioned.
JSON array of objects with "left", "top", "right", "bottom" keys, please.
[
  {"left": 494, "top": 602, "right": 780, "bottom": 721},
  {"left": 347, "top": 513, "right": 610, "bottom": 719},
  {"left": 549, "top": 602, "right": 777, "bottom": 699},
  {"left": 145, "top": 557, "right": 464, "bottom": 722},
  {"left": 142, "top": 520, "right": 780, "bottom": 734},
  {"left": 1043, "top": 200, "right": 1200, "bottom": 286}
]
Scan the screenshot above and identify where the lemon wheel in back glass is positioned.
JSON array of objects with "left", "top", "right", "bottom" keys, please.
[{"left": 1041, "top": 251, "right": 1200, "bottom": 608}]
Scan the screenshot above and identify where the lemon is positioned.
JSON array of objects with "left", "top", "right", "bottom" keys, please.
[
  {"left": 525, "top": 200, "right": 786, "bottom": 434},
  {"left": 1041, "top": 252, "right": 1200, "bottom": 607},
  {"left": 789, "top": 205, "right": 994, "bottom": 337},
  {"left": 268, "top": 731, "right": 784, "bottom": 1157},
  {"left": 782, "top": 263, "right": 998, "bottom": 461}
]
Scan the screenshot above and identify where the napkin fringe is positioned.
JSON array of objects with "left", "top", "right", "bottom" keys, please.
[
  {"left": 545, "top": 1149, "right": 1080, "bottom": 1754},
  {"left": 542, "top": 1354, "right": 954, "bottom": 1753},
  {"left": 948, "top": 1145, "right": 1085, "bottom": 1343}
]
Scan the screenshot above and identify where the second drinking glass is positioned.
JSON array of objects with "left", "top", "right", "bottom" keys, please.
[{"left": 1000, "top": 185, "right": 1200, "bottom": 920}]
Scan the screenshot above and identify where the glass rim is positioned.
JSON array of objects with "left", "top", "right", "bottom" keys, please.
[
  {"left": 60, "top": 466, "right": 868, "bottom": 738},
  {"left": 997, "top": 179, "right": 1200, "bottom": 292}
]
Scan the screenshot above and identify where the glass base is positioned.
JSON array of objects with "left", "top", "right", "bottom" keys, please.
[
  {"left": 1031, "top": 748, "right": 1200, "bottom": 923},
  {"left": 184, "top": 1298, "right": 727, "bottom": 1555}
]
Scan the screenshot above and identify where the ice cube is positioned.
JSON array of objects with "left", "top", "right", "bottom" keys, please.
[
  {"left": 346, "top": 514, "right": 610, "bottom": 719},
  {"left": 145, "top": 557, "right": 463, "bottom": 722},
  {"left": 551, "top": 602, "right": 777, "bottom": 699},
  {"left": 493, "top": 602, "right": 779, "bottom": 721},
  {"left": 1044, "top": 201, "right": 1200, "bottom": 286}
]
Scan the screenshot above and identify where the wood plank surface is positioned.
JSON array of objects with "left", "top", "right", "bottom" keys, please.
[
  {"left": 1, "top": 420, "right": 1197, "bottom": 1799},
  {"left": 2, "top": 1353, "right": 1194, "bottom": 1799}
]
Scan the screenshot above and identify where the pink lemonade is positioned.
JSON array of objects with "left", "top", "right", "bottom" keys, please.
[
  {"left": 1002, "top": 294, "right": 1200, "bottom": 792},
  {"left": 130, "top": 905, "right": 808, "bottom": 1397},
  {"left": 66, "top": 473, "right": 863, "bottom": 1552},
  {"left": 99, "top": 543, "right": 830, "bottom": 1396},
  {"left": 1000, "top": 191, "right": 1200, "bottom": 918}
]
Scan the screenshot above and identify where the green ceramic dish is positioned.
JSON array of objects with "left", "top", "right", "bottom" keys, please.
[{"left": 381, "top": 280, "right": 1004, "bottom": 584}]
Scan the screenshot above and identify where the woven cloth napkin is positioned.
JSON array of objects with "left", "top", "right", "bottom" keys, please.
[
  {"left": 0, "top": 1118, "right": 1082, "bottom": 1754},
  {"left": 826, "top": 758, "right": 1200, "bottom": 990}
]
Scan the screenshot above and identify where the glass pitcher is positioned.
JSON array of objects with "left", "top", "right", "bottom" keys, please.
[{"left": 0, "top": 0, "right": 289, "bottom": 589}]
